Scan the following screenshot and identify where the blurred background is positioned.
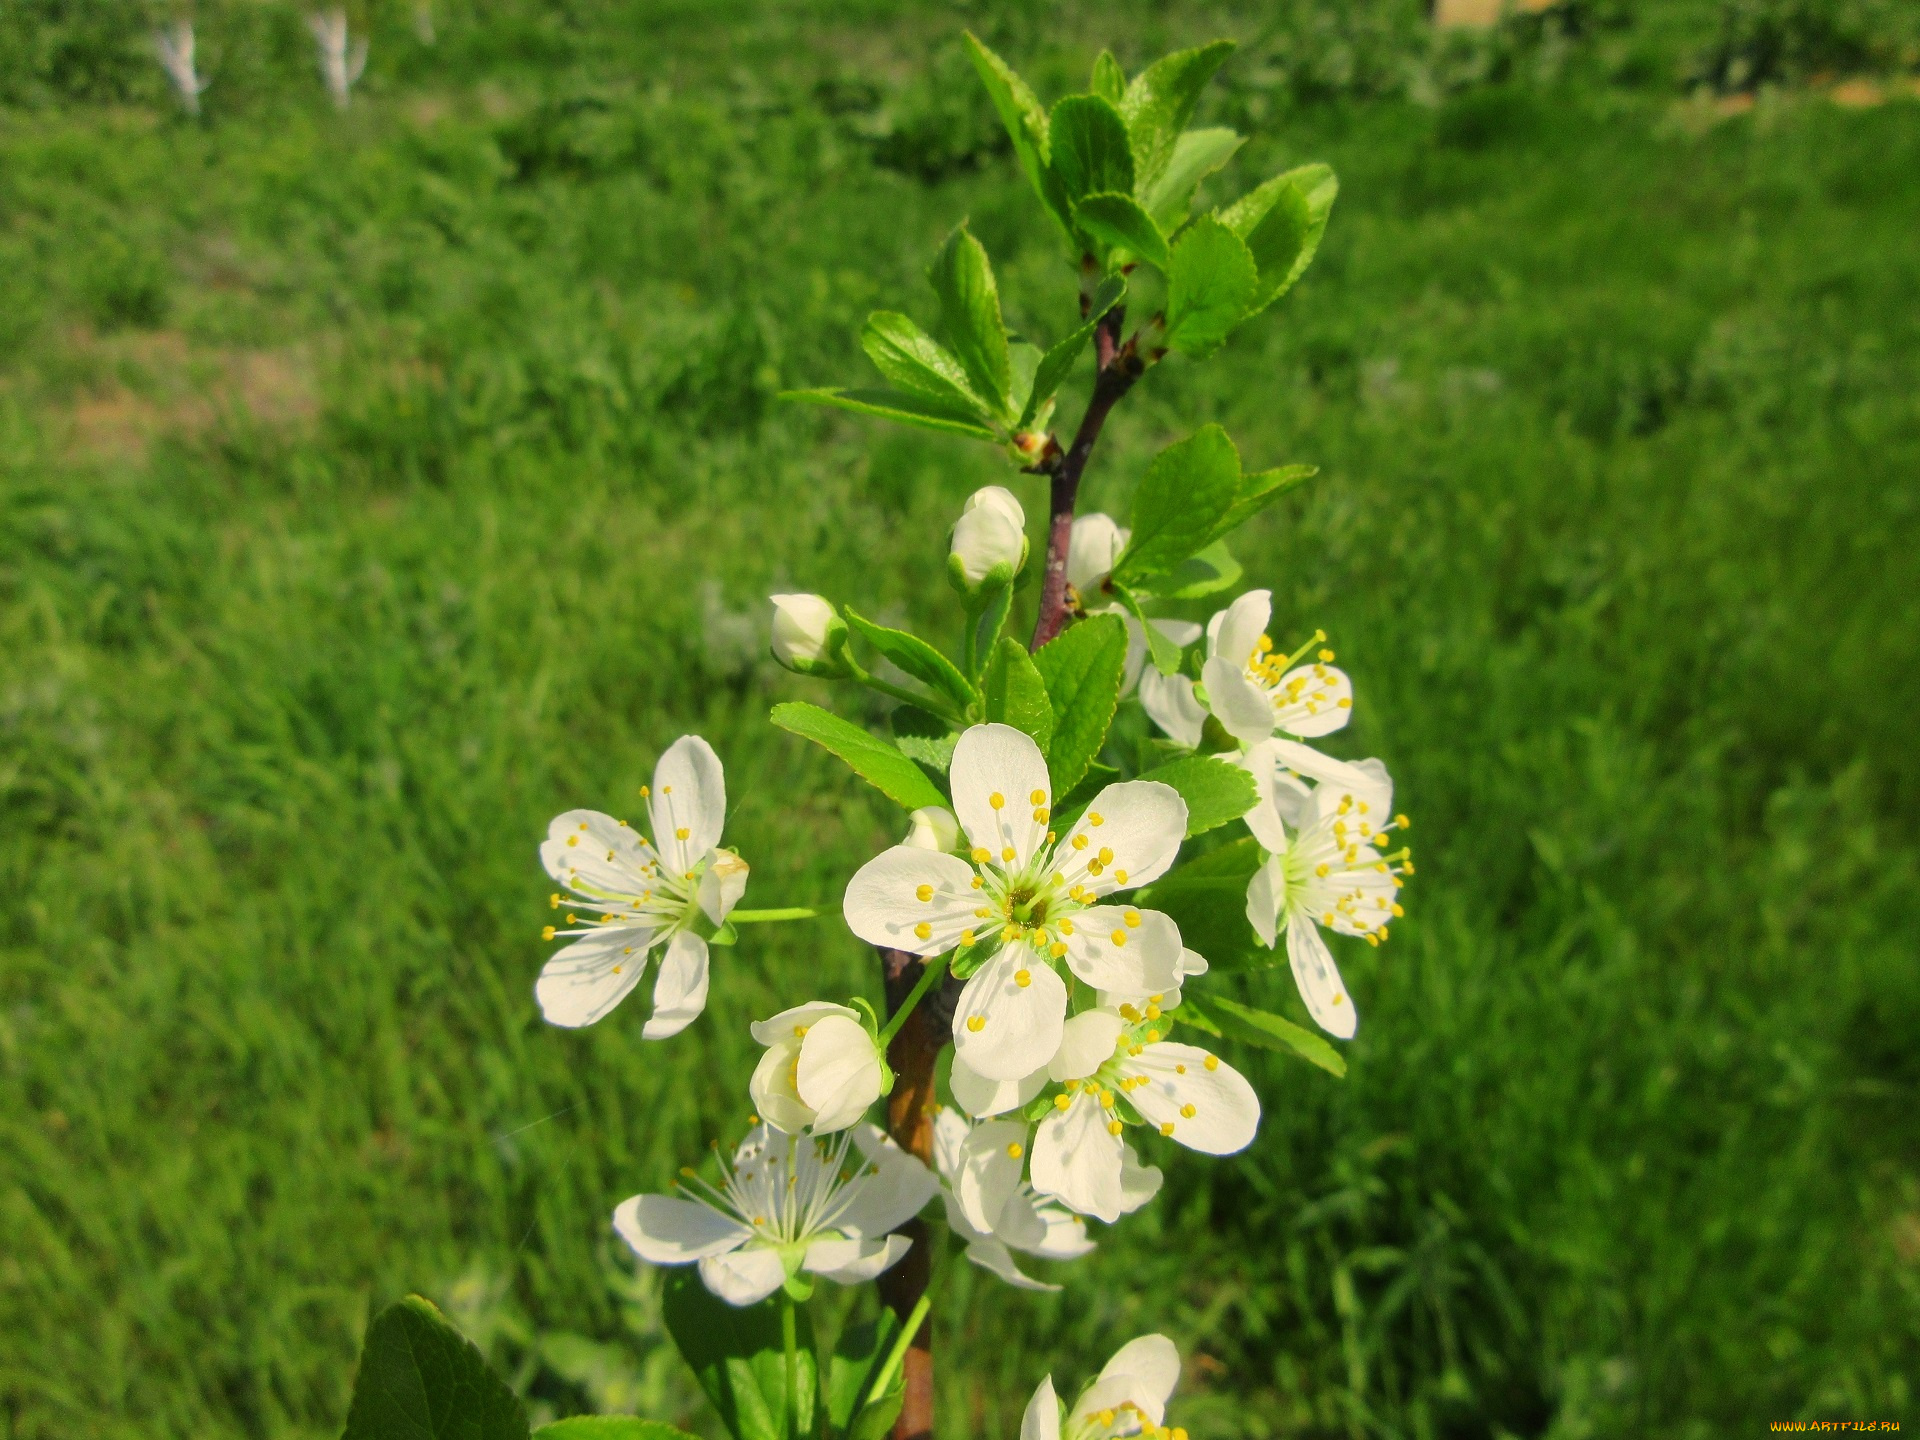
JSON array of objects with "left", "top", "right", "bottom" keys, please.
[{"left": 2, "top": 0, "right": 1917, "bottom": 1435}]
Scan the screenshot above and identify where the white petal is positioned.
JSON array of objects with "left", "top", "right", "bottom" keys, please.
[
  {"left": 650, "top": 735, "right": 726, "bottom": 875},
  {"left": 1266, "top": 737, "right": 1390, "bottom": 807},
  {"left": 1095, "top": 1334, "right": 1181, "bottom": 1415},
  {"left": 1270, "top": 663, "right": 1354, "bottom": 739},
  {"left": 698, "top": 849, "right": 750, "bottom": 925},
  {"left": 952, "top": 945, "right": 1068, "bottom": 1082},
  {"left": 1287, "top": 912, "right": 1358, "bottom": 1038},
  {"left": 949, "top": 1054, "right": 1046, "bottom": 1118},
  {"left": 963, "top": 1231, "right": 1059, "bottom": 1292},
  {"left": 798, "top": 1015, "right": 886, "bottom": 1133},
  {"left": 750, "top": 1000, "right": 860, "bottom": 1047},
  {"left": 950, "top": 724, "right": 1051, "bottom": 870},
  {"left": 1239, "top": 740, "right": 1292, "bottom": 853},
  {"left": 612, "top": 1194, "right": 751, "bottom": 1264},
  {"left": 931, "top": 1107, "right": 970, "bottom": 1181},
  {"left": 803, "top": 1234, "right": 910, "bottom": 1284},
  {"left": 954, "top": 1119, "right": 1029, "bottom": 1236},
  {"left": 698, "top": 1247, "right": 787, "bottom": 1307},
  {"left": 535, "top": 926, "right": 657, "bottom": 1028},
  {"left": 987, "top": 1183, "right": 1049, "bottom": 1250},
  {"left": 541, "top": 809, "right": 657, "bottom": 896},
  {"left": 1048, "top": 1009, "right": 1126, "bottom": 1082},
  {"left": 842, "top": 846, "right": 980, "bottom": 956},
  {"left": 1118, "top": 1145, "right": 1163, "bottom": 1214},
  {"left": 749, "top": 1037, "right": 815, "bottom": 1134},
  {"left": 1201, "top": 656, "right": 1277, "bottom": 744},
  {"left": 1066, "top": 512, "right": 1127, "bottom": 592},
  {"left": 1021, "top": 1377, "right": 1062, "bottom": 1440},
  {"left": 1059, "top": 906, "right": 1182, "bottom": 995},
  {"left": 1025, "top": 1200, "right": 1096, "bottom": 1260},
  {"left": 1245, "top": 855, "right": 1284, "bottom": 949},
  {"left": 903, "top": 805, "right": 962, "bottom": 852},
  {"left": 839, "top": 1125, "right": 939, "bottom": 1237},
  {"left": 1208, "top": 589, "right": 1269, "bottom": 666},
  {"left": 1030, "top": 1092, "right": 1126, "bottom": 1223},
  {"left": 1127, "top": 1042, "right": 1261, "bottom": 1155},
  {"left": 1139, "top": 669, "right": 1207, "bottom": 748},
  {"left": 641, "top": 931, "right": 709, "bottom": 1039},
  {"left": 1053, "top": 781, "right": 1186, "bottom": 897}
]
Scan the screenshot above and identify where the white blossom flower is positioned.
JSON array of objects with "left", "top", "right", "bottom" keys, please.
[
  {"left": 843, "top": 724, "right": 1188, "bottom": 1082},
  {"left": 902, "top": 804, "right": 962, "bottom": 853},
  {"left": 1198, "top": 589, "right": 1353, "bottom": 746},
  {"left": 950, "top": 485, "right": 1029, "bottom": 590},
  {"left": 932, "top": 1109, "right": 1093, "bottom": 1291},
  {"left": 537, "top": 736, "right": 747, "bottom": 1035},
  {"left": 1243, "top": 747, "right": 1410, "bottom": 1040},
  {"left": 1031, "top": 1009, "right": 1258, "bottom": 1223},
  {"left": 1066, "top": 512, "right": 1129, "bottom": 596},
  {"left": 1021, "top": 1334, "right": 1186, "bottom": 1440},
  {"left": 614, "top": 1122, "right": 935, "bottom": 1307},
  {"left": 768, "top": 593, "right": 849, "bottom": 676},
  {"left": 749, "top": 1002, "right": 887, "bottom": 1135}
]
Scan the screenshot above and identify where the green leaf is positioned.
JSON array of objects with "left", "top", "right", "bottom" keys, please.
[
  {"left": 827, "top": 1309, "right": 906, "bottom": 1440},
  {"left": 1008, "top": 341, "right": 1043, "bottom": 422},
  {"left": 1114, "top": 425, "right": 1243, "bottom": 584},
  {"left": 1136, "top": 755, "right": 1257, "bottom": 835},
  {"left": 1090, "top": 50, "right": 1126, "bottom": 105},
  {"left": 533, "top": 1422, "right": 698, "bottom": 1440},
  {"left": 891, "top": 705, "right": 959, "bottom": 773},
  {"left": 661, "top": 1271, "right": 815, "bottom": 1440},
  {"left": 929, "top": 224, "right": 1014, "bottom": 421},
  {"left": 1119, "top": 40, "right": 1236, "bottom": 191},
  {"left": 1110, "top": 582, "right": 1183, "bottom": 676},
  {"left": 860, "top": 312, "right": 989, "bottom": 416},
  {"left": 983, "top": 637, "right": 1054, "bottom": 753},
  {"left": 963, "top": 34, "right": 1076, "bottom": 241},
  {"left": 772, "top": 702, "right": 947, "bottom": 813},
  {"left": 1031, "top": 613, "right": 1128, "bottom": 797},
  {"left": 1142, "top": 127, "right": 1243, "bottom": 231},
  {"left": 1179, "top": 993, "right": 1347, "bottom": 1077},
  {"left": 1218, "top": 164, "right": 1338, "bottom": 314},
  {"left": 968, "top": 583, "right": 1016, "bottom": 679},
  {"left": 342, "top": 1295, "right": 529, "bottom": 1440},
  {"left": 1072, "top": 192, "right": 1169, "bottom": 270},
  {"left": 1156, "top": 539, "right": 1242, "bottom": 599},
  {"left": 1216, "top": 463, "right": 1317, "bottom": 539},
  {"left": 1133, "top": 836, "right": 1267, "bottom": 969},
  {"left": 781, "top": 388, "right": 998, "bottom": 442},
  {"left": 845, "top": 608, "right": 976, "bottom": 714},
  {"left": 1020, "top": 274, "right": 1126, "bottom": 429},
  {"left": 1048, "top": 95, "right": 1134, "bottom": 214},
  {"left": 1163, "top": 217, "right": 1258, "bottom": 358}
]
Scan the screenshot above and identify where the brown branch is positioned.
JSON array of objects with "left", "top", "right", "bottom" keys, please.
[{"left": 1029, "top": 307, "right": 1142, "bottom": 649}]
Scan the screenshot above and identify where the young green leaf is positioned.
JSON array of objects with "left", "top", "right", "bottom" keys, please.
[
  {"left": 533, "top": 1422, "right": 698, "bottom": 1440},
  {"left": 929, "top": 224, "right": 1014, "bottom": 422},
  {"left": 827, "top": 1308, "right": 906, "bottom": 1440},
  {"left": 1008, "top": 341, "right": 1043, "bottom": 423},
  {"left": 1156, "top": 539, "right": 1243, "bottom": 599},
  {"left": 662, "top": 1271, "right": 816, "bottom": 1440},
  {"left": 1031, "top": 613, "right": 1128, "bottom": 796},
  {"left": 1110, "top": 582, "right": 1184, "bottom": 676},
  {"left": 1133, "top": 836, "right": 1268, "bottom": 969},
  {"left": 772, "top": 702, "right": 948, "bottom": 813},
  {"left": 983, "top": 637, "right": 1055, "bottom": 753},
  {"left": 1048, "top": 95, "right": 1134, "bottom": 213},
  {"left": 1119, "top": 40, "right": 1235, "bottom": 191},
  {"left": 860, "top": 312, "right": 989, "bottom": 415},
  {"left": 963, "top": 33, "right": 1073, "bottom": 240},
  {"left": 1215, "top": 463, "right": 1317, "bottom": 539},
  {"left": 1114, "top": 425, "right": 1243, "bottom": 583},
  {"left": 844, "top": 608, "right": 977, "bottom": 714},
  {"left": 1072, "top": 192, "right": 1169, "bottom": 270},
  {"left": 1218, "top": 164, "right": 1338, "bottom": 314},
  {"left": 1020, "top": 274, "right": 1126, "bottom": 429},
  {"left": 1050, "top": 759, "right": 1120, "bottom": 834},
  {"left": 780, "top": 387, "right": 999, "bottom": 441},
  {"left": 1142, "top": 126, "right": 1243, "bottom": 231},
  {"left": 1091, "top": 49, "right": 1126, "bottom": 104},
  {"left": 892, "top": 705, "right": 959, "bottom": 773},
  {"left": 1163, "top": 217, "right": 1258, "bottom": 357},
  {"left": 968, "top": 582, "right": 1016, "bottom": 678},
  {"left": 1135, "top": 755, "right": 1258, "bottom": 835},
  {"left": 342, "top": 1295, "right": 530, "bottom": 1440},
  {"left": 1178, "top": 993, "right": 1347, "bottom": 1077}
]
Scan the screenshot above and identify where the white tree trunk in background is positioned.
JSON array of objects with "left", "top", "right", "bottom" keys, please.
[
  {"left": 152, "top": 20, "right": 212, "bottom": 114},
  {"left": 308, "top": 10, "right": 370, "bottom": 109}
]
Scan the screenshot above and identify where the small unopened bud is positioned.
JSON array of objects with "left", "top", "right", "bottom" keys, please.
[
  {"left": 948, "top": 485, "right": 1028, "bottom": 596},
  {"left": 768, "top": 593, "right": 850, "bottom": 677},
  {"left": 1066, "top": 512, "right": 1130, "bottom": 595},
  {"left": 903, "top": 805, "right": 961, "bottom": 853}
]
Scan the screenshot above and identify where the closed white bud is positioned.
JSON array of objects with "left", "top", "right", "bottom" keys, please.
[
  {"left": 1066, "top": 512, "right": 1130, "bottom": 595},
  {"left": 903, "top": 805, "right": 961, "bottom": 853},
  {"left": 949, "top": 485, "right": 1028, "bottom": 593},
  {"left": 768, "top": 593, "right": 849, "bottom": 677},
  {"left": 750, "top": 1003, "right": 887, "bottom": 1135}
]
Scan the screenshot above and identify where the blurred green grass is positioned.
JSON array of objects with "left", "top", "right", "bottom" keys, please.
[{"left": 2, "top": 1, "right": 1918, "bottom": 1436}]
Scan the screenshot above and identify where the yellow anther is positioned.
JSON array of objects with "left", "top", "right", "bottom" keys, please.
[
  {"left": 1032, "top": 808, "right": 1047, "bottom": 822},
  {"left": 975, "top": 907, "right": 992, "bottom": 918},
  {"left": 914, "top": 922, "right": 932, "bottom": 941},
  {"left": 1050, "top": 942, "right": 1067, "bottom": 958},
  {"left": 916, "top": 884, "right": 934, "bottom": 902},
  {"left": 1316, "top": 863, "right": 1330, "bottom": 877},
  {"left": 549, "top": 893, "right": 560, "bottom": 908},
  {"left": 541, "top": 926, "right": 555, "bottom": 941},
  {"left": 1123, "top": 910, "right": 1141, "bottom": 928},
  {"left": 972, "top": 847, "right": 990, "bottom": 863},
  {"left": 1098, "top": 1411, "right": 1116, "bottom": 1428},
  {"left": 989, "top": 792, "right": 1005, "bottom": 810},
  {"left": 1113, "top": 869, "right": 1128, "bottom": 885},
  {"left": 1015, "top": 969, "right": 1032, "bottom": 988},
  {"left": 566, "top": 835, "right": 578, "bottom": 847},
  {"left": 1393, "top": 903, "right": 1405, "bottom": 917},
  {"left": 1089, "top": 813, "right": 1104, "bottom": 827},
  {"left": 1029, "top": 789, "right": 1046, "bottom": 805},
  {"left": 1099, "top": 1089, "right": 1115, "bottom": 1108},
  {"left": 1046, "top": 831, "right": 1056, "bottom": 843},
  {"left": 971, "top": 875, "right": 984, "bottom": 889},
  {"left": 1054, "top": 1093, "right": 1072, "bottom": 1110},
  {"left": 1395, "top": 814, "right": 1410, "bottom": 829},
  {"left": 1180, "top": 1103, "right": 1197, "bottom": 1118},
  {"left": 1150, "top": 994, "right": 1164, "bottom": 1005},
  {"left": 1119, "top": 1004, "right": 1140, "bottom": 1022},
  {"left": 1338, "top": 697, "right": 1352, "bottom": 708},
  {"left": 1373, "top": 833, "right": 1390, "bottom": 848},
  {"left": 1146, "top": 1004, "right": 1161, "bottom": 1020},
  {"left": 1072, "top": 834, "right": 1089, "bottom": 850},
  {"left": 1098, "top": 847, "right": 1114, "bottom": 865},
  {"left": 1145, "top": 1029, "right": 1160, "bottom": 1042},
  {"left": 639, "top": 785, "right": 650, "bottom": 797},
  {"left": 1128, "top": 1044, "right": 1143, "bottom": 1056},
  {"left": 1203, "top": 1055, "right": 1219, "bottom": 1071},
  {"left": 966, "top": 1016, "right": 985, "bottom": 1032},
  {"left": 1175, "top": 1064, "right": 1186, "bottom": 1075},
  {"left": 1001, "top": 923, "right": 1023, "bottom": 942},
  {"left": 1324, "top": 912, "right": 1337, "bottom": 926},
  {"left": 1002, "top": 846, "right": 1016, "bottom": 862},
  {"left": 959, "top": 929, "right": 975, "bottom": 946},
  {"left": 675, "top": 826, "right": 690, "bottom": 840},
  {"left": 1007, "top": 1141, "right": 1024, "bottom": 1159},
  {"left": 1058, "top": 919, "right": 1074, "bottom": 936},
  {"left": 1107, "top": 1120, "right": 1123, "bottom": 1136},
  {"left": 1332, "top": 993, "right": 1345, "bottom": 1006},
  {"left": 1111, "top": 930, "right": 1128, "bottom": 947},
  {"left": 1160, "top": 1122, "right": 1175, "bottom": 1136},
  {"left": 1087, "top": 859, "right": 1104, "bottom": 876}
]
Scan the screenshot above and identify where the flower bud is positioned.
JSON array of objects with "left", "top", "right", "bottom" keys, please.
[
  {"left": 948, "top": 485, "right": 1028, "bottom": 595},
  {"left": 768, "top": 593, "right": 850, "bottom": 677},
  {"left": 750, "top": 1002, "right": 887, "bottom": 1135},
  {"left": 1066, "top": 512, "right": 1130, "bottom": 595},
  {"left": 903, "top": 805, "right": 961, "bottom": 853}
]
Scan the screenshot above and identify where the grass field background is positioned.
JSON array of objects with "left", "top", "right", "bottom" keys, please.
[{"left": 2, "top": 1, "right": 1918, "bottom": 1436}]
